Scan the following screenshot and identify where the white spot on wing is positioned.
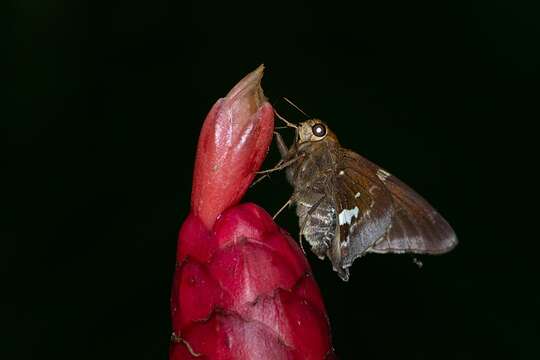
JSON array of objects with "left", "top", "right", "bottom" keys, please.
[
  {"left": 338, "top": 206, "right": 359, "bottom": 225},
  {"left": 339, "top": 170, "right": 345, "bottom": 176},
  {"left": 354, "top": 192, "right": 361, "bottom": 198},
  {"left": 376, "top": 168, "right": 391, "bottom": 181}
]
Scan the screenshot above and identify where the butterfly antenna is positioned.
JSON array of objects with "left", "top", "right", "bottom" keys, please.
[{"left": 283, "top": 97, "right": 310, "bottom": 117}]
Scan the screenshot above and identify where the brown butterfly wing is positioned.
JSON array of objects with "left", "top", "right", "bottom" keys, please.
[
  {"left": 326, "top": 149, "right": 395, "bottom": 279},
  {"left": 330, "top": 149, "right": 457, "bottom": 279},
  {"left": 287, "top": 133, "right": 456, "bottom": 281},
  {"left": 369, "top": 172, "right": 458, "bottom": 255}
]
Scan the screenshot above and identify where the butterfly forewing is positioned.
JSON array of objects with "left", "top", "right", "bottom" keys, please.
[{"left": 331, "top": 149, "right": 394, "bottom": 270}]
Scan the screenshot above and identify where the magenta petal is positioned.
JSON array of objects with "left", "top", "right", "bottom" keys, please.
[
  {"left": 174, "top": 259, "right": 231, "bottom": 329},
  {"left": 209, "top": 239, "right": 299, "bottom": 308},
  {"left": 242, "top": 286, "right": 333, "bottom": 360},
  {"left": 277, "top": 287, "right": 333, "bottom": 359},
  {"left": 212, "top": 203, "right": 276, "bottom": 247},
  {"left": 177, "top": 212, "right": 215, "bottom": 263},
  {"left": 171, "top": 204, "right": 334, "bottom": 359},
  {"left": 183, "top": 314, "right": 294, "bottom": 360}
]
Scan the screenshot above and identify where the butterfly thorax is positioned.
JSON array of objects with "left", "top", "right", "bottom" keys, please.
[{"left": 288, "top": 139, "right": 339, "bottom": 190}]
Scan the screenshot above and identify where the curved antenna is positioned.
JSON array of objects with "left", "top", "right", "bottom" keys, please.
[{"left": 283, "top": 97, "right": 310, "bottom": 117}]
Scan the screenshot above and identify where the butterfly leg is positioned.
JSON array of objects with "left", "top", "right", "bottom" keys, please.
[
  {"left": 274, "top": 131, "right": 290, "bottom": 158},
  {"left": 250, "top": 158, "right": 285, "bottom": 188},
  {"left": 251, "top": 159, "right": 281, "bottom": 190},
  {"left": 251, "top": 131, "right": 299, "bottom": 188},
  {"left": 273, "top": 194, "right": 296, "bottom": 220},
  {"left": 251, "top": 154, "right": 303, "bottom": 187},
  {"left": 256, "top": 154, "right": 304, "bottom": 175}
]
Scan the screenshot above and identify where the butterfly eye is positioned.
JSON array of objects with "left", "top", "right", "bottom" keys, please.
[{"left": 312, "top": 124, "right": 327, "bottom": 137}]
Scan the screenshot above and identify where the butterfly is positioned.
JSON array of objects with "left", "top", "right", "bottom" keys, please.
[{"left": 262, "top": 115, "right": 457, "bottom": 281}]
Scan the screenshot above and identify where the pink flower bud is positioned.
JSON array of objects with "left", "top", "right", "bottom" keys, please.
[{"left": 191, "top": 65, "right": 275, "bottom": 229}]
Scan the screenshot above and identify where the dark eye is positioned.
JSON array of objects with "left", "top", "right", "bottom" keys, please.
[{"left": 312, "top": 123, "right": 326, "bottom": 137}]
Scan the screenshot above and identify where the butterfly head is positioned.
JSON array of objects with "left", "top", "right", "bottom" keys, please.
[{"left": 298, "top": 119, "right": 337, "bottom": 143}]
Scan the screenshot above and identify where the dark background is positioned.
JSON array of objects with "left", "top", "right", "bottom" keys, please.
[{"left": 5, "top": 1, "right": 539, "bottom": 359}]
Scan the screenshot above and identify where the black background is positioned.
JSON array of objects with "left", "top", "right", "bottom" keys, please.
[{"left": 5, "top": 1, "right": 539, "bottom": 359}]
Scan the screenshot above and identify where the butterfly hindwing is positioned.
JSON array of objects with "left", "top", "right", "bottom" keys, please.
[
  {"left": 329, "top": 149, "right": 457, "bottom": 278},
  {"left": 369, "top": 172, "right": 458, "bottom": 254}
]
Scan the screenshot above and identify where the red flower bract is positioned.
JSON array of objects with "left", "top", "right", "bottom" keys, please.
[
  {"left": 170, "top": 66, "right": 335, "bottom": 359},
  {"left": 171, "top": 204, "right": 333, "bottom": 359}
]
